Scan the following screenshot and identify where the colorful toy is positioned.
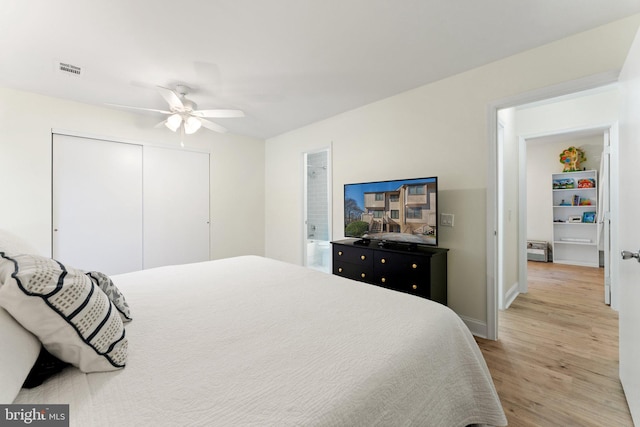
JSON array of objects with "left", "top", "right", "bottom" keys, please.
[
  {"left": 578, "top": 178, "right": 595, "bottom": 188},
  {"left": 559, "top": 146, "right": 586, "bottom": 172},
  {"left": 553, "top": 178, "right": 575, "bottom": 189}
]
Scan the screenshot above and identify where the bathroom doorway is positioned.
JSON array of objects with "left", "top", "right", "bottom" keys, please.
[{"left": 303, "top": 148, "right": 332, "bottom": 273}]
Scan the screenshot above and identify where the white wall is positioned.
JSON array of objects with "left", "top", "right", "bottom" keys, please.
[
  {"left": 515, "top": 88, "right": 621, "bottom": 136},
  {"left": 0, "top": 86, "right": 265, "bottom": 259},
  {"left": 265, "top": 15, "right": 640, "bottom": 331}
]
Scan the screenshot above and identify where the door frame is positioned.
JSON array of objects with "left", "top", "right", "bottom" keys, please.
[{"left": 486, "top": 71, "right": 619, "bottom": 340}]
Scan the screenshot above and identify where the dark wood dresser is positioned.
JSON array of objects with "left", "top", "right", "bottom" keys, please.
[{"left": 331, "top": 239, "right": 448, "bottom": 305}]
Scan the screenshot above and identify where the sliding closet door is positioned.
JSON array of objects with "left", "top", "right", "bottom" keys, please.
[
  {"left": 52, "top": 134, "right": 143, "bottom": 275},
  {"left": 143, "top": 146, "right": 210, "bottom": 269}
]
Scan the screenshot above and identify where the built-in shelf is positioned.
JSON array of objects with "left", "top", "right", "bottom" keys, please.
[{"left": 552, "top": 170, "right": 598, "bottom": 267}]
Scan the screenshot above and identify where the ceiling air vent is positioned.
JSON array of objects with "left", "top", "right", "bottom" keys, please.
[{"left": 57, "top": 62, "right": 82, "bottom": 77}]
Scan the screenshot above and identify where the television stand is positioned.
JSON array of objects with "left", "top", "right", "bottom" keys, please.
[{"left": 331, "top": 239, "right": 448, "bottom": 305}]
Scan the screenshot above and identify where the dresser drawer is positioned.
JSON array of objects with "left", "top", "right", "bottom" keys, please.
[
  {"left": 373, "top": 274, "right": 431, "bottom": 298},
  {"left": 374, "top": 251, "right": 430, "bottom": 275},
  {"left": 333, "top": 245, "right": 374, "bottom": 266},
  {"left": 402, "top": 280, "right": 431, "bottom": 299},
  {"left": 334, "top": 261, "right": 372, "bottom": 282}
]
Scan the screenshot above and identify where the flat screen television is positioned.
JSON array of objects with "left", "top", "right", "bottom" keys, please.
[{"left": 344, "top": 176, "right": 438, "bottom": 247}]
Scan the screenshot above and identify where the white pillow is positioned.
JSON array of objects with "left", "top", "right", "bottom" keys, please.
[
  {"left": 0, "top": 306, "right": 40, "bottom": 403},
  {"left": 0, "top": 229, "right": 39, "bottom": 256},
  {"left": 0, "top": 253, "right": 128, "bottom": 373}
]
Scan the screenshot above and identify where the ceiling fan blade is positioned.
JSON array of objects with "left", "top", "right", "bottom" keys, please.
[
  {"left": 200, "top": 118, "right": 228, "bottom": 133},
  {"left": 157, "top": 86, "right": 184, "bottom": 111},
  {"left": 192, "top": 109, "right": 245, "bottom": 118},
  {"left": 105, "top": 103, "right": 171, "bottom": 114},
  {"left": 154, "top": 120, "right": 168, "bottom": 128}
]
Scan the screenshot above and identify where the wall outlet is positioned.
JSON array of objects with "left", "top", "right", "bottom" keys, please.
[{"left": 441, "top": 213, "right": 454, "bottom": 227}]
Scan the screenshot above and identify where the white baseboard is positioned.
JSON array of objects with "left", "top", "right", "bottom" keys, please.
[
  {"left": 504, "top": 281, "right": 520, "bottom": 309},
  {"left": 459, "top": 315, "right": 488, "bottom": 338},
  {"left": 459, "top": 282, "right": 519, "bottom": 340},
  {"left": 460, "top": 282, "right": 520, "bottom": 340}
]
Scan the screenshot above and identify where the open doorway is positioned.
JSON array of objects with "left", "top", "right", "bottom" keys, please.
[
  {"left": 487, "top": 79, "right": 621, "bottom": 339},
  {"left": 523, "top": 126, "right": 614, "bottom": 297},
  {"left": 496, "top": 85, "right": 619, "bottom": 314},
  {"left": 303, "top": 147, "right": 332, "bottom": 273}
]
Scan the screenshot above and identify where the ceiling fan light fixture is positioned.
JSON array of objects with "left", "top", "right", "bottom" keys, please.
[
  {"left": 165, "top": 113, "right": 182, "bottom": 132},
  {"left": 184, "top": 116, "right": 202, "bottom": 134},
  {"left": 112, "top": 86, "right": 243, "bottom": 136}
]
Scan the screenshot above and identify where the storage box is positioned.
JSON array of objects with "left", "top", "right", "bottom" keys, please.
[{"left": 527, "top": 240, "right": 550, "bottom": 262}]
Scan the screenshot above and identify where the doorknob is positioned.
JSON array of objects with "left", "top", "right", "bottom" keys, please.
[{"left": 621, "top": 250, "right": 640, "bottom": 262}]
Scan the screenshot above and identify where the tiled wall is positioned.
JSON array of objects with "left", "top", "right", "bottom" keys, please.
[{"left": 307, "top": 151, "right": 329, "bottom": 241}]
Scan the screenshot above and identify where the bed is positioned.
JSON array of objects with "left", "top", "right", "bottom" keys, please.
[{"left": 0, "top": 232, "right": 506, "bottom": 426}]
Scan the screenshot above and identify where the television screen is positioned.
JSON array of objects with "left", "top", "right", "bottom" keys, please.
[{"left": 344, "top": 177, "right": 438, "bottom": 246}]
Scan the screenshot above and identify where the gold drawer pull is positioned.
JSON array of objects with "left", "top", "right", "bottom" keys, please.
[
  {"left": 412, "top": 263, "right": 418, "bottom": 269},
  {"left": 381, "top": 277, "right": 386, "bottom": 283},
  {"left": 361, "top": 273, "right": 366, "bottom": 278},
  {"left": 412, "top": 284, "right": 418, "bottom": 290},
  {"left": 381, "top": 258, "right": 386, "bottom": 264},
  {"left": 361, "top": 255, "right": 366, "bottom": 260},
  {"left": 338, "top": 267, "right": 343, "bottom": 273},
  {"left": 338, "top": 251, "right": 343, "bottom": 256}
]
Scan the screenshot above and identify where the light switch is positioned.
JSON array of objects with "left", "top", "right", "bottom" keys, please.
[{"left": 441, "top": 213, "right": 454, "bottom": 227}]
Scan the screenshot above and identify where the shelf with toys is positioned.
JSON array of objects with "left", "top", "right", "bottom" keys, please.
[{"left": 551, "top": 169, "right": 598, "bottom": 267}]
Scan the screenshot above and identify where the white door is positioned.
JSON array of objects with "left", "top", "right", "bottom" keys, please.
[
  {"left": 52, "top": 134, "right": 143, "bottom": 275},
  {"left": 143, "top": 146, "right": 210, "bottom": 269},
  {"left": 618, "top": 28, "right": 640, "bottom": 424}
]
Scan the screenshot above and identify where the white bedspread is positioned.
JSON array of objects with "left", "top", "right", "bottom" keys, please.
[{"left": 15, "top": 256, "right": 506, "bottom": 426}]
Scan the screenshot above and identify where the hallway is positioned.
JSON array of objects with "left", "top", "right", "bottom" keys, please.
[{"left": 476, "top": 261, "right": 632, "bottom": 426}]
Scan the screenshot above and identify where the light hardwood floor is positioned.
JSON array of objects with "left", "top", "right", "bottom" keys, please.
[{"left": 475, "top": 261, "right": 633, "bottom": 426}]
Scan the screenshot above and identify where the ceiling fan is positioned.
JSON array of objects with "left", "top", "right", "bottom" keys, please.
[{"left": 109, "top": 84, "right": 244, "bottom": 135}]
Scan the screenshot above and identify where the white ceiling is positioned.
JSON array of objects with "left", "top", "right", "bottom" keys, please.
[{"left": 2, "top": 0, "right": 640, "bottom": 140}]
